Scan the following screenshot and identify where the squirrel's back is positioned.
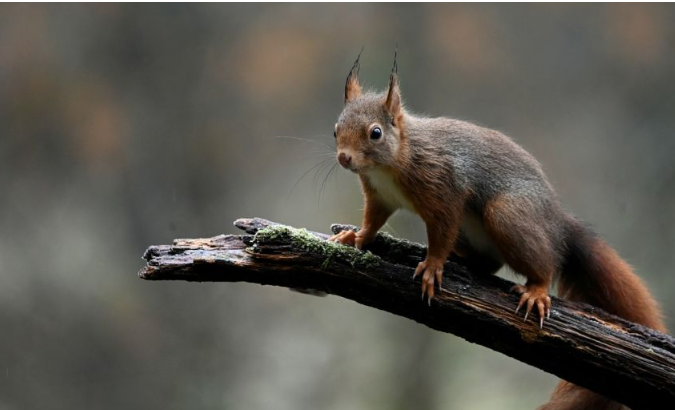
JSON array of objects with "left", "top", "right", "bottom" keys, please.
[{"left": 404, "top": 115, "right": 565, "bottom": 225}]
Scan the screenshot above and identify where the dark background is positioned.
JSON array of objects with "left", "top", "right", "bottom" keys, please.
[{"left": 1, "top": 4, "right": 674, "bottom": 409}]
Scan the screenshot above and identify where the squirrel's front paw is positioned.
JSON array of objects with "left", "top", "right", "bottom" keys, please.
[
  {"left": 328, "top": 230, "right": 374, "bottom": 249},
  {"left": 414, "top": 257, "right": 446, "bottom": 305},
  {"left": 328, "top": 230, "right": 357, "bottom": 247},
  {"left": 511, "top": 283, "right": 552, "bottom": 328}
]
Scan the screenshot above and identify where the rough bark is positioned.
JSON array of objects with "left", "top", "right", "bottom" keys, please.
[{"left": 139, "top": 217, "right": 675, "bottom": 409}]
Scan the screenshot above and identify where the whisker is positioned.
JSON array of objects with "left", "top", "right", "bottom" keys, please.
[
  {"left": 275, "top": 133, "right": 342, "bottom": 207},
  {"left": 298, "top": 152, "right": 336, "bottom": 164},
  {"left": 274, "top": 135, "right": 334, "bottom": 150},
  {"left": 286, "top": 157, "right": 334, "bottom": 201},
  {"left": 312, "top": 159, "right": 335, "bottom": 189},
  {"left": 319, "top": 162, "right": 339, "bottom": 206}
]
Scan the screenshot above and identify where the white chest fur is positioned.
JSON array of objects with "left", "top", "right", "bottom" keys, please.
[{"left": 364, "top": 168, "right": 416, "bottom": 212}]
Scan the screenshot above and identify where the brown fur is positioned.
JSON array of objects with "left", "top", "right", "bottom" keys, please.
[
  {"left": 328, "top": 58, "right": 666, "bottom": 409},
  {"left": 538, "top": 382, "right": 627, "bottom": 410}
]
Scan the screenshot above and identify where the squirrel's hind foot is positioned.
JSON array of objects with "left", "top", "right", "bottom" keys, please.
[{"left": 511, "top": 283, "right": 552, "bottom": 328}]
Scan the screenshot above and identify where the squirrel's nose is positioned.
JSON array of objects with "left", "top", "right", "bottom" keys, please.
[{"left": 338, "top": 152, "right": 352, "bottom": 168}]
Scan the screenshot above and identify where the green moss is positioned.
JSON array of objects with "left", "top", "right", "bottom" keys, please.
[{"left": 253, "top": 225, "right": 380, "bottom": 270}]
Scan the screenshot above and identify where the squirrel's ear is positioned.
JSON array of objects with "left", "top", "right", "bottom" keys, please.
[
  {"left": 345, "top": 49, "right": 363, "bottom": 103},
  {"left": 384, "top": 49, "right": 401, "bottom": 120}
]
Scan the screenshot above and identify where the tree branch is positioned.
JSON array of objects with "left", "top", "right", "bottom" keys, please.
[{"left": 139, "top": 217, "right": 675, "bottom": 409}]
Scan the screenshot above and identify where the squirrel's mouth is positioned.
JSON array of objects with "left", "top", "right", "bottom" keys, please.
[
  {"left": 340, "top": 162, "right": 365, "bottom": 174},
  {"left": 335, "top": 152, "right": 372, "bottom": 174}
]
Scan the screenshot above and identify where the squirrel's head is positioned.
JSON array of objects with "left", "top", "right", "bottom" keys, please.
[{"left": 334, "top": 51, "right": 404, "bottom": 173}]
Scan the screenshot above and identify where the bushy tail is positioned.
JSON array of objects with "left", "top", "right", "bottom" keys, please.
[
  {"left": 558, "top": 218, "right": 665, "bottom": 331},
  {"left": 538, "top": 217, "right": 666, "bottom": 410}
]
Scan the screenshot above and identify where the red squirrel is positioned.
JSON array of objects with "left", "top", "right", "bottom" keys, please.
[{"left": 328, "top": 52, "right": 666, "bottom": 410}]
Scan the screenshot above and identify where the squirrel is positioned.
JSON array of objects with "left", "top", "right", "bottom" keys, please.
[{"left": 327, "top": 51, "right": 666, "bottom": 410}]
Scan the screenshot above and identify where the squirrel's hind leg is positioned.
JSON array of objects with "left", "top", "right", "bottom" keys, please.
[{"left": 483, "top": 195, "right": 557, "bottom": 327}]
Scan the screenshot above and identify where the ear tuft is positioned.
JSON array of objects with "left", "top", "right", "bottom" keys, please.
[
  {"left": 345, "top": 48, "right": 363, "bottom": 103},
  {"left": 385, "top": 47, "right": 401, "bottom": 121}
]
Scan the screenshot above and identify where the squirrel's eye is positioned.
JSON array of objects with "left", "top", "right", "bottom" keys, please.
[
  {"left": 370, "top": 127, "right": 382, "bottom": 140},
  {"left": 333, "top": 130, "right": 337, "bottom": 139}
]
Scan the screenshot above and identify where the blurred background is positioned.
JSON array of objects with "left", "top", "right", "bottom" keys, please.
[{"left": 1, "top": 3, "right": 674, "bottom": 410}]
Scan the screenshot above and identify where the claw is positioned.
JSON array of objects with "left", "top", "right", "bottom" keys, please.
[
  {"left": 435, "top": 270, "right": 444, "bottom": 292},
  {"left": 513, "top": 283, "right": 551, "bottom": 328},
  {"left": 525, "top": 298, "right": 535, "bottom": 321},
  {"left": 413, "top": 262, "right": 424, "bottom": 281},
  {"left": 425, "top": 275, "right": 435, "bottom": 300},
  {"left": 516, "top": 293, "right": 528, "bottom": 314},
  {"left": 328, "top": 230, "right": 357, "bottom": 247},
  {"left": 415, "top": 257, "right": 446, "bottom": 305}
]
